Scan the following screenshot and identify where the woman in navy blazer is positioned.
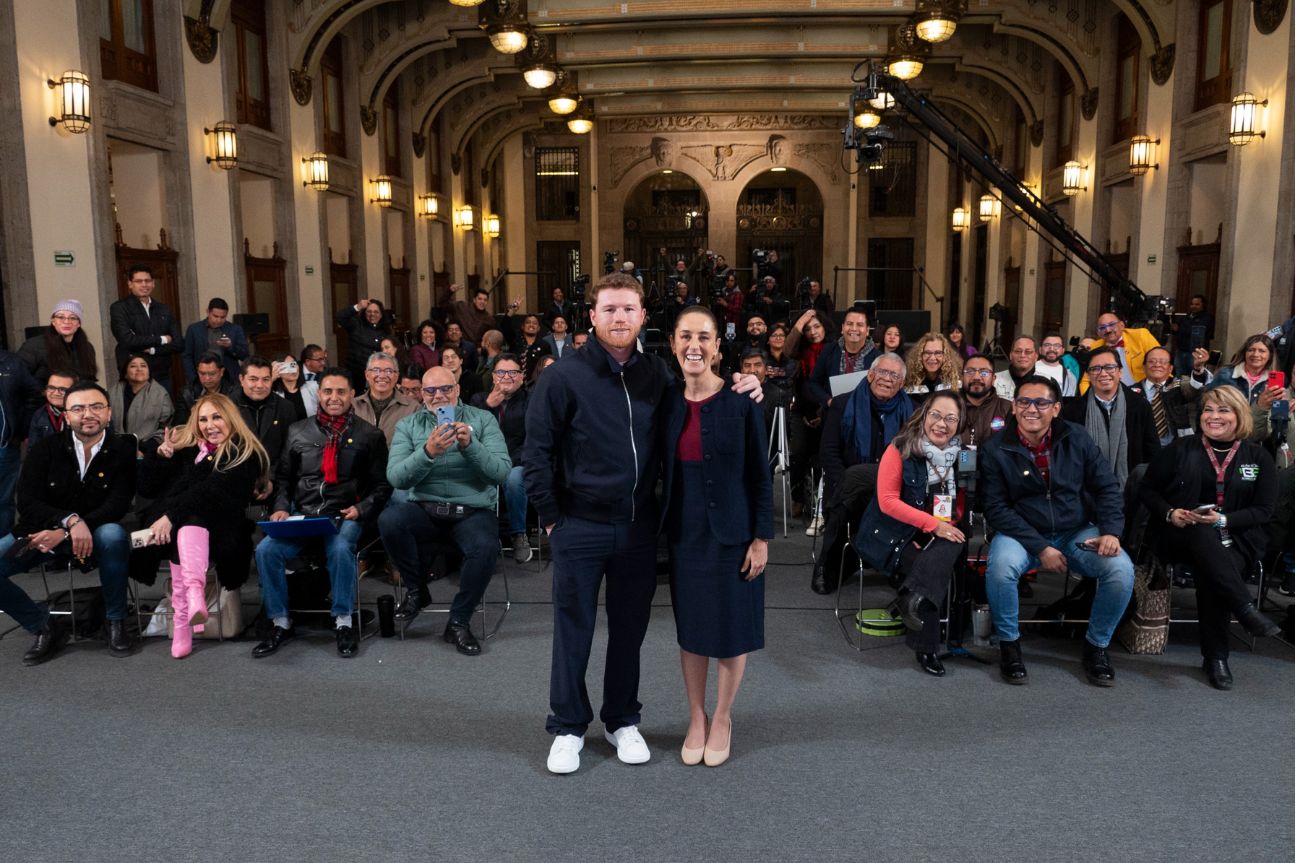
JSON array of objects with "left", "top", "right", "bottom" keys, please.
[{"left": 660, "top": 306, "right": 773, "bottom": 767}]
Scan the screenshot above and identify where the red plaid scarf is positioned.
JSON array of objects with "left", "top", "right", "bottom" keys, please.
[
  {"left": 316, "top": 408, "right": 351, "bottom": 483},
  {"left": 1017, "top": 425, "right": 1053, "bottom": 486}
]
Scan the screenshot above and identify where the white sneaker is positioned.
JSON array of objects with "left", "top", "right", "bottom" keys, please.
[
  {"left": 547, "top": 734, "right": 584, "bottom": 774},
  {"left": 805, "top": 515, "right": 825, "bottom": 537},
  {"left": 604, "top": 725, "right": 651, "bottom": 764}
]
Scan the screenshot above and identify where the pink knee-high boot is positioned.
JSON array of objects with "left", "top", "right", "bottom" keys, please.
[
  {"left": 176, "top": 526, "right": 210, "bottom": 628},
  {"left": 168, "top": 563, "right": 193, "bottom": 659}
]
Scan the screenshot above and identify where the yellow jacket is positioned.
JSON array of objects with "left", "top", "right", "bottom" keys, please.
[{"left": 1080, "top": 326, "right": 1161, "bottom": 393}]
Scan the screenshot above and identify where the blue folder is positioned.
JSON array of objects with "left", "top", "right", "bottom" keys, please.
[{"left": 256, "top": 517, "right": 339, "bottom": 539}]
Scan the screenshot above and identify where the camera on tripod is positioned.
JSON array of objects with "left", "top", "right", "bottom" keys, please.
[
  {"left": 603, "top": 251, "right": 619, "bottom": 274},
  {"left": 572, "top": 274, "right": 591, "bottom": 302},
  {"left": 988, "top": 303, "right": 1009, "bottom": 323}
]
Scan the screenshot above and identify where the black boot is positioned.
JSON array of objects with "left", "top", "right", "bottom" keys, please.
[
  {"left": 394, "top": 588, "right": 424, "bottom": 622},
  {"left": 1082, "top": 641, "right": 1116, "bottom": 687},
  {"left": 106, "top": 619, "right": 135, "bottom": 657},
  {"left": 1202, "top": 658, "right": 1233, "bottom": 690},
  {"left": 889, "top": 592, "right": 927, "bottom": 632},
  {"left": 915, "top": 652, "right": 945, "bottom": 677},
  {"left": 1236, "top": 604, "right": 1281, "bottom": 638},
  {"left": 22, "top": 620, "right": 68, "bottom": 666},
  {"left": 999, "top": 638, "right": 1027, "bottom": 684}
]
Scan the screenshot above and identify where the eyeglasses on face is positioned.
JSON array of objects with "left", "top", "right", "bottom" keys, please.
[
  {"left": 926, "top": 411, "right": 959, "bottom": 427},
  {"left": 492, "top": 369, "right": 523, "bottom": 378},
  {"left": 398, "top": 386, "right": 422, "bottom": 396},
  {"left": 1096, "top": 322, "right": 1120, "bottom": 333},
  {"left": 1010, "top": 348, "right": 1036, "bottom": 356},
  {"left": 1144, "top": 357, "right": 1170, "bottom": 367},
  {"left": 1014, "top": 397, "right": 1057, "bottom": 410},
  {"left": 423, "top": 384, "right": 458, "bottom": 396},
  {"left": 66, "top": 403, "right": 108, "bottom": 415},
  {"left": 51, "top": 314, "right": 80, "bottom": 323},
  {"left": 368, "top": 368, "right": 397, "bottom": 377},
  {"left": 45, "top": 385, "right": 69, "bottom": 393},
  {"left": 921, "top": 350, "right": 945, "bottom": 359},
  {"left": 1087, "top": 363, "right": 1120, "bottom": 375},
  {"left": 871, "top": 369, "right": 903, "bottom": 382},
  {"left": 963, "top": 368, "right": 993, "bottom": 379}
]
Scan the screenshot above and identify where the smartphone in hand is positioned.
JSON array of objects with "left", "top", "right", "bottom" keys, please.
[
  {"left": 1268, "top": 370, "right": 1285, "bottom": 391},
  {"left": 435, "top": 405, "right": 455, "bottom": 427}
]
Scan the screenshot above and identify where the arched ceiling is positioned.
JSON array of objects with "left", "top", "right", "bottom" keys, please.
[{"left": 274, "top": 0, "right": 1181, "bottom": 162}]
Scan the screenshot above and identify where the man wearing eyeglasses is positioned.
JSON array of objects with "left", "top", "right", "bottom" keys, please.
[
  {"left": 380, "top": 366, "right": 511, "bottom": 656},
  {"left": 961, "top": 354, "right": 1013, "bottom": 448},
  {"left": 108, "top": 264, "right": 183, "bottom": 391},
  {"left": 28, "top": 370, "right": 77, "bottom": 444},
  {"left": 353, "top": 352, "right": 419, "bottom": 446},
  {"left": 470, "top": 354, "right": 532, "bottom": 563},
  {"left": 0, "top": 382, "right": 137, "bottom": 664},
  {"left": 1035, "top": 333, "right": 1080, "bottom": 398},
  {"left": 1137, "top": 346, "right": 1213, "bottom": 445},
  {"left": 979, "top": 375, "right": 1134, "bottom": 687},
  {"left": 1061, "top": 346, "right": 1160, "bottom": 491},
  {"left": 1081, "top": 312, "right": 1161, "bottom": 392}
]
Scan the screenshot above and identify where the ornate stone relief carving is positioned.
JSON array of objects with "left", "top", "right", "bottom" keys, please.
[
  {"left": 184, "top": 15, "right": 218, "bottom": 63},
  {"left": 605, "top": 114, "right": 841, "bottom": 134},
  {"left": 412, "top": 133, "right": 426, "bottom": 158},
  {"left": 1254, "top": 0, "right": 1289, "bottom": 34},
  {"left": 1081, "top": 87, "right": 1099, "bottom": 120},
  {"left": 360, "top": 106, "right": 378, "bottom": 136},
  {"left": 609, "top": 145, "right": 652, "bottom": 187},
  {"left": 290, "top": 69, "right": 312, "bottom": 106},
  {"left": 1030, "top": 120, "right": 1045, "bottom": 147},
  {"left": 791, "top": 143, "right": 841, "bottom": 183},
  {"left": 450, "top": 153, "right": 462, "bottom": 175},
  {"left": 1150, "top": 45, "right": 1175, "bottom": 85},
  {"left": 680, "top": 143, "right": 766, "bottom": 181}
]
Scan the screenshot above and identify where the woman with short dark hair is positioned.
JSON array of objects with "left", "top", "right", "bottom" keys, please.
[{"left": 108, "top": 353, "right": 173, "bottom": 444}]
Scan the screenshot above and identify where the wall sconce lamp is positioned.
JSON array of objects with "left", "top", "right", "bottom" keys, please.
[
  {"left": 1229, "top": 92, "right": 1267, "bottom": 145},
  {"left": 455, "top": 205, "right": 476, "bottom": 230},
  {"left": 302, "top": 152, "right": 330, "bottom": 190},
  {"left": 48, "top": 70, "right": 91, "bottom": 133},
  {"left": 370, "top": 175, "right": 393, "bottom": 207},
  {"left": 978, "top": 193, "right": 1000, "bottom": 221},
  {"left": 951, "top": 207, "right": 969, "bottom": 231},
  {"left": 417, "top": 194, "right": 440, "bottom": 219},
  {"left": 1128, "top": 135, "right": 1159, "bottom": 175},
  {"left": 205, "top": 122, "right": 238, "bottom": 170},
  {"left": 485, "top": 214, "right": 501, "bottom": 238},
  {"left": 1061, "top": 160, "right": 1087, "bottom": 196}
]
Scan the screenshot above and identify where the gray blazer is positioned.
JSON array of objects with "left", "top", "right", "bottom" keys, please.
[{"left": 109, "top": 380, "right": 174, "bottom": 443}]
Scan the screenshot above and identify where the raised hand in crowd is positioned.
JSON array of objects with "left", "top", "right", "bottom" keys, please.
[{"left": 156, "top": 426, "right": 179, "bottom": 459}]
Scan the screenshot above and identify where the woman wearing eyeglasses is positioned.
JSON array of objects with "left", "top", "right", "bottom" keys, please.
[
  {"left": 855, "top": 393, "right": 968, "bottom": 676},
  {"left": 1139, "top": 385, "right": 1280, "bottom": 689},
  {"left": 903, "top": 332, "right": 963, "bottom": 405},
  {"left": 18, "top": 299, "right": 99, "bottom": 386}
]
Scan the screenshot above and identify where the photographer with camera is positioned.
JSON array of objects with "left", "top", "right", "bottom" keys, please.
[{"left": 796, "top": 278, "right": 833, "bottom": 315}]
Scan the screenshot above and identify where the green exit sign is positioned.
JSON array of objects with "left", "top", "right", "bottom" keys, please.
[
  {"left": 1147, "top": 254, "right": 1157, "bottom": 264},
  {"left": 53, "top": 250, "right": 74, "bottom": 266}
]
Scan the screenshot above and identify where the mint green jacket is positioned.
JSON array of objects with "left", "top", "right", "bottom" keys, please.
[{"left": 387, "top": 403, "right": 511, "bottom": 509}]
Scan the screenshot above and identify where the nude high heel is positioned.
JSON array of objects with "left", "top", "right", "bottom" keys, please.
[
  {"left": 681, "top": 716, "right": 708, "bottom": 765},
  {"left": 703, "top": 717, "right": 732, "bottom": 767}
]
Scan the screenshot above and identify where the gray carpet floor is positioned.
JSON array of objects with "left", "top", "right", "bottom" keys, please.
[{"left": 0, "top": 526, "right": 1292, "bottom": 863}]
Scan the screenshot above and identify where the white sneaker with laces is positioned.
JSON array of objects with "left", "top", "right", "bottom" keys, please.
[
  {"left": 805, "top": 515, "right": 825, "bottom": 537},
  {"left": 604, "top": 725, "right": 651, "bottom": 764},
  {"left": 547, "top": 734, "right": 584, "bottom": 774}
]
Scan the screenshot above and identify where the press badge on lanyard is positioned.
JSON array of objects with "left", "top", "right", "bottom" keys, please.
[{"left": 932, "top": 494, "right": 954, "bottom": 521}]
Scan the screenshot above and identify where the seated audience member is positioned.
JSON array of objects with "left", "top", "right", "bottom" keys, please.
[
  {"left": 380, "top": 367, "right": 512, "bottom": 655},
  {"left": 273, "top": 354, "right": 317, "bottom": 419},
  {"left": 510, "top": 314, "right": 551, "bottom": 381},
  {"left": 856, "top": 392, "right": 969, "bottom": 676},
  {"left": 138, "top": 393, "right": 269, "bottom": 659},
  {"left": 299, "top": 344, "right": 328, "bottom": 385},
  {"left": 1140, "top": 385, "right": 1280, "bottom": 690},
  {"left": 175, "top": 350, "right": 236, "bottom": 425},
  {"left": 764, "top": 323, "right": 797, "bottom": 393},
  {"left": 0, "top": 349, "right": 40, "bottom": 535},
  {"left": 443, "top": 321, "right": 478, "bottom": 370},
  {"left": 571, "top": 330, "right": 590, "bottom": 351},
  {"left": 803, "top": 279, "right": 834, "bottom": 315},
  {"left": 410, "top": 321, "right": 442, "bottom": 372},
  {"left": 379, "top": 336, "right": 407, "bottom": 371},
  {"left": 336, "top": 298, "right": 392, "bottom": 390},
  {"left": 443, "top": 283, "right": 497, "bottom": 346},
  {"left": 253, "top": 369, "right": 391, "bottom": 659},
  {"left": 440, "top": 344, "right": 481, "bottom": 401},
  {"left": 234, "top": 356, "right": 298, "bottom": 467},
  {"left": 542, "top": 314, "right": 572, "bottom": 360},
  {"left": 1083, "top": 312, "right": 1160, "bottom": 390},
  {"left": 785, "top": 310, "right": 834, "bottom": 522},
  {"left": 530, "top": 355, "right": 556, "bottom": 387},
  {"left": 979, "top": 376, "right": 1134, "bottom": 687},
  {"left": 476, "top": 329, "right": 508, "bottom": 390},
  {"left": 546, "top": 287, "right": 574, "bottom": 327},
  {"left": 398, "top": 366, "right": 424, "bottom": 401},
  {"left": 29, "top": 370, "right": 77, "bottom": 444},
  {"left": 353, "top": 352, "right": 419, "bottom": 445},
  {"left": 994, "top": 336, "right": 1039, "bottom": 400},
  {"left": 903, "top": 333, "right": 962, "bottom": 404},
  {"left": 806, "top": 305, "right": 878, "bottom": 410},
  {"left": 1061, "top": 346, "right": 1160, "bottom": 492},
  {"left": 1140, "top": 346, "right": 1211, "bottom": 445},
  {"left": 108, "top": 355, "right": 173, "bottom": 445},
  {"left": 879, "top": 324, "right": 904, "bottom": 355},
  {"left": 740, "top": 348, "right": 790, "bottom": 440},
  {"left": 961, "top": 354, "right": 1013, "bottom": 448},
  {"left": 946, "top": 323, "right": 975, "bottom": 360},
  {"left": 1035, "top": 333, "right": 1080, "bottom": 398},
  {"left": 469, "top": 354, "right": 532, "bottom": 562},
  {"left": 811, "top": 352, "right": 913, "bottom": 594},
  {"left": 19, "top": 300, "right": 98, "bottom": 385},
  {"left": 1207, "top": 333, "right": 1289, "bottom": 444},
  {"left": 182, "top": 297, "right": 248, "bottom": 384},
  {"left": 0, "top": 382, "right": 136, "bottom": 663}
]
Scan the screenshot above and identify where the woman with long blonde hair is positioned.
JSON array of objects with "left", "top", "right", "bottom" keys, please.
[
  {"left": 903, "top": 332, "right": 962, "bottom": 405},
  {"left": 138, "top": 392, "right": 269, "bottom": 658}
]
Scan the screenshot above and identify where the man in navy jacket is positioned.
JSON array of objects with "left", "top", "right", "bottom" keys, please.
[{"left": 182, "top": 297, "right": 248, "bottom": 384}]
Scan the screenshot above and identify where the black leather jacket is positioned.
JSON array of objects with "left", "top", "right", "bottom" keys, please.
[{"left": 271, "top": 413, "right": 392, "bottom": 520}]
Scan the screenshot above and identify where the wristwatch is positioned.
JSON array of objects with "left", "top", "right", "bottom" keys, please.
[
  {"left": 1165, "top": 509, "right": 1175, "bottom": 524},
  {"left": 64, "top": 514, "right": 81, "bottom": 529}
]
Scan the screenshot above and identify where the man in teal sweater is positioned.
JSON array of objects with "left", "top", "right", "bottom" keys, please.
[{"left": 380, "top": 366, "right": 512, "bottom": 655}]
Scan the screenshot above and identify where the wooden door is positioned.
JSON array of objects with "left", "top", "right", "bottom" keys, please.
[
  {"left": 115, "top": 225, "right": 183, "bottom": 388},
  {"left": 388, "top": 256, "right": 412, "bottom": 337},
  {"left": 1176, "top": 240, "right": 1220, "bottom": 319},
  {"left": 244, "top": 239, "right": 289, "bottom": 357},
  {"left": 865, "top": 237, "right": 915, "bottom": 312},
  {"left": 1099, "top": 251, "right": 1130, "bottom": 314},
  {"left": 330, "top": 251, "right": 359, "bottom": 363},
  {"left": 1002, "top": 262, "right": 1021, "bottom": 346},
  {"left": 1041, "top": 259, "right": 1067, "bottom": 335}
]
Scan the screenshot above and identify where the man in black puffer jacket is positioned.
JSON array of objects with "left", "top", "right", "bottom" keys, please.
[
  {"left": 234, "top": 356, "right": 298, "bottom": 468},
  {"left": 252, "top": 368, "right": 391, "bottom": 658}
]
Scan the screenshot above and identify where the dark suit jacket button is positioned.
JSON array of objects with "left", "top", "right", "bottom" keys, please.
[
  {"left": 704, "top": 454, "right": 712, "bottom": 461},
  {"left": 708, "top": 502, "right": 716, "bottom": 508}
]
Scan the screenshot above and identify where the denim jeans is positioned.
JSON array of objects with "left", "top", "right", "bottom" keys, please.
[
  {"left": 378, "top": 501, "right": 498, "bottom": 626},
  {"left": 0, "top": 524, "right": 131, "bottom": 633},
  {"left": 503, "top": 465, "right": 529, "bottom": 535},
  {"left": 254, "top": 518, "right": 363, "bottom": 620},
  {"left": 985, "top": 524, "right": 1134, "bottom": 648},
  {"left": 0, "top": 445, "right": 20, "bottom": 537}
]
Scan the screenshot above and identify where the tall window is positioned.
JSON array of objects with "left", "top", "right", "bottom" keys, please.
[
  {"left": 1055, "top": 69, "right": 1074, "bottom": 166},
  {"left": 868, "top": 141, "right": 916, "bottom": 218},
  {"left": 100, "top": 0, "right": 157, "bottom": 92},
  {"left": 535, "top": 147, "right": 580, "bottom": 220},
  {"left": 1113, "top": 15, "right": 1141, "bottom": 143},
  {"left": 427, "top": 129, "right": 443, "bottom": 194},
  {"left": 463, "top": 144, "right": 478, "bottom": 207},
  {"left": 383, "top": 82, "right": 402, "bottom": 177},
  {"left": 1195, "top": 0, "right": 1233, "bottom": 110},
  {"left": 232, "top": 0, "right": 271, "bottom": 131},
  {"left": 321, "top": 38, "right": 347, "bottom": 158}
]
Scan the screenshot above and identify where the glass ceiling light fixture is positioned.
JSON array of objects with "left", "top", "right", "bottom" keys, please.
[
  {"left": 1128, "top": 135, "right": 1159, "bottom": 175},
  {"left": 547, "top": 73, "right": 580, "bottom": 115},
  {"left": 566, "top": 101, "right": 594, "bottom": 134},
  {"left": 1228, "top": 92, "right": 1267, "bottom": 146},
  {"left": 479, "top": 0, "right": 530, "bottom": 55},
  {"left": 523, "top": 62, "right": 558, "bottom": 89},
  {"left": 887, "top": 23, "right": 928, "bottom": 81},
  {"left": 868, "top": 91, "right": 895, "bottom": 112},
  {"left": 47, "top": 70, "right": 91, "bottom": 133},
  {"left": 448, "top": 0, "right": 485, "bottom": 6},
  {"left": 517, "top": 31, "right": 558, "bottom": 89},
  {"left": 913, "top": 0, "right": 966, "bottom": 44},
  {"left": 852, "top": 91, "right": 881, "bottom": 129}
]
